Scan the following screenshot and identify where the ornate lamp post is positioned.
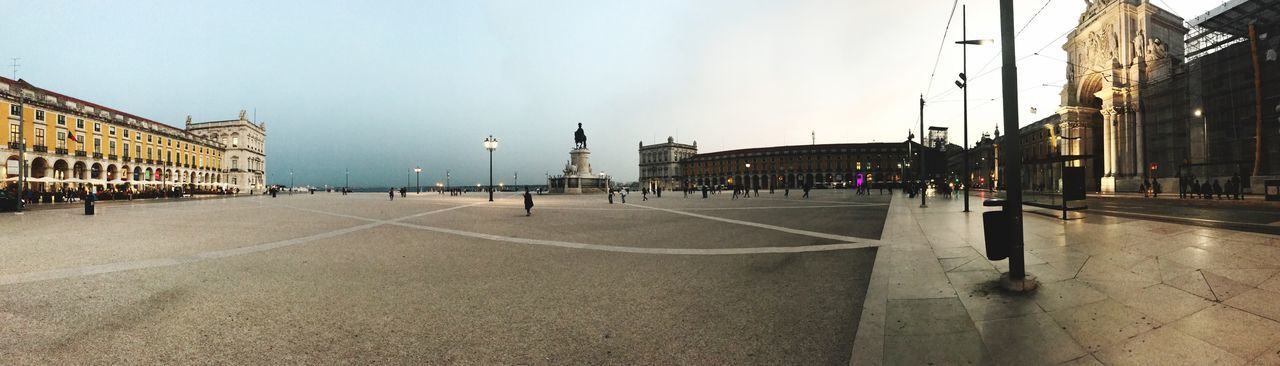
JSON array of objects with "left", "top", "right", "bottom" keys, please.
[
  {"left": 483, "top": 136, "right": 498, "bottom": 202},
  {"left": 414, "top": 167, "right": 421, "bottom": 194}
]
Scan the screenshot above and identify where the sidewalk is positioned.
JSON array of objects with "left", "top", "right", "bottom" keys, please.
[{"left": 851, "top": 192, "right": 1280, "bottom": 365}]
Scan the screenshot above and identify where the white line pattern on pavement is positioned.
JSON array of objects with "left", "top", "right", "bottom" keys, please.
[
  {"left": 628, "top": 203, "right": 870, "bottom": 243},
  {"left": 0, "top": 198, "right": 883, "bottom": 286},
  {"left": 0, "top": 202, "right": 486, "bottom": 286}
]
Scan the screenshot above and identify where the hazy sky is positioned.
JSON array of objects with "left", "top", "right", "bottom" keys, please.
[{"left": 1, "top": 0, "right": 1223, "bottom": 186}]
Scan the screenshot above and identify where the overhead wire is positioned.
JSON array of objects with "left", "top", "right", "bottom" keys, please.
[{"left": 924, "top": 0, "right": 961, "bottom": 97}]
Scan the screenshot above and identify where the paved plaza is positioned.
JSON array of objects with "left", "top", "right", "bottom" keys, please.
[
  {"left": 4, "top": 190, "right": 1280, "bottom": 365},
  {"left": 0, "top": 191, "right": 888, "bottom": 365}
]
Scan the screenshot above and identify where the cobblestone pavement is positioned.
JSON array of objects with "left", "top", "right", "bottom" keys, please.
[{"left": 0, "top": 190, "right": 888, "bottom": 365}]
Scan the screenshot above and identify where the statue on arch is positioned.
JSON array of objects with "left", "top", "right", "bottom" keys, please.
[{"left": 573, "top": 123, "right": 587, "bottom": 149}]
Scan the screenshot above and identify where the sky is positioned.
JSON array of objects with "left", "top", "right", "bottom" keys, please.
[{"left": 0, "top": 0, "right": 1225, "bottom": 187}]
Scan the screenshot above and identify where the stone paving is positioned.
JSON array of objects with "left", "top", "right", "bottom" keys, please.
[
  {"left": 0, "top": 190, "right": 888, "bottom": 365},
  {"left": 852, "top": 192, "right": 1280, "bottom": 365},
  {"left": 5, "top": 188, "right": 1280, "bottom": 365}
]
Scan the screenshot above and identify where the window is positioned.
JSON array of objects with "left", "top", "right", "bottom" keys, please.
[
  {"left": 57, "top": 131, "right": 66, "bottom": 149},
  {"left": 35, "top": 110, "right": 44, "bottom": 121},
  {"left": 231, "top": 156, "right": 239, "bottom": 170},
  {"left": 9, "top": 104, "right": 19, "bottom": 116},
  {"left": 93, "top": 138, "right": 101, "bottom": 153},
  {"left": 8, "top": 124, "right": 18, "bottom": 143},
  {"left": 232, "top": 137, "right": 239, "bottom": 147},
  {"left": 147, "top": 135, "right": 152, "bottom": 143},
  {"left": 109, "top": 140, "right": 116, "bottom": 154},
  {"left": 76, "top": 119, "right": 84, "bottom": 129},
  {"left": 124, "top": 142, "right": 130, "bottom": 157},
  {"left": 57, "top": 115, "right": 66, "bottom": 125},
  {"left": 123, "top": 130, "right": 130, "bottom": 138},
  {"left": 147, "top": 148, "right": 152, "bottom": 159},
  {"left": 75, "top": 134, "right": 84, "bottom": 149},
  {"left": 135, "top": 145, "right": 141, "bottom": 157},
  {"left": 34, "top": 127, "right": 44, "bottom": 145},
  {"left": 94, "top": 123, "right": 101, "bottom": 132},
  {"left": 109, "top": 127, "right": 116, "bottom": 135}
]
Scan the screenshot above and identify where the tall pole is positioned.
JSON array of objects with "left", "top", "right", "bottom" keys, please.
[
  {"left": 15, "top": 90, "right": 25, "bottom": 212},
  {"left": 999, "top": 0, "right": 1026, "bottom": 282},
  {"left": 961, "top": 5, "right": 971, "bottom": 212},
  {"left": 416, "top": 167, "right": 421, "bottom": 194},
  {"left": 446, "top": 170, "right": 450, "bottom": 191},
  {"left": 289, "top": 170, "right": 294, "bottom": 194},
  {"left": 920, "top": 94, "right": 927, "bottom": 208},
  {"left": 488, "top": 149, "right": 493, "bottom": 202},
  {"left": 345, "top": 169, "right": 349, "bottom": 191}
]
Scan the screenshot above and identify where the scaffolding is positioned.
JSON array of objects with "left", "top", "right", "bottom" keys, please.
[{"left": 1185, "top": 0, "right": 1280, "bottom": 62}]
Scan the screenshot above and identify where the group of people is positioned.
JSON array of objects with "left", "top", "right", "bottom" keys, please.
[
  {"left": 4, "top": 184, "right": 238, "bottom": 206},
  {"left": 1179, "top": 173, "right": 1246, "bottom": 200}
]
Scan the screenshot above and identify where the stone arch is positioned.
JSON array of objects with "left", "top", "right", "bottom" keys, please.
[
  {"left": 133, "top": 166, "right": 142, "bottom": 181},
  {"left": 73, "top": 161, "right": 87, "bottom": 180},
  {"left": 89, "top": 162, "right": 102, "bottom": 180},
  {"left": 53, "top": 159, "right": 69, "bottom": 180},
  {"left": 29, "top": 157, "right": 49, "bottom": 179},
  {"left": 106, "top": 164, "right": 118, "bottom": 181},
  {"left": 3, "top": 155, "right": 18, "bottom": 178},
  {"left": 120, "top": 165, "right": 130, "bottom": 181}
]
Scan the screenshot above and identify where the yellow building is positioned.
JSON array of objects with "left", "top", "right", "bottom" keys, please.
[{"left": 3, "top": 77, "right": 243, "bottom": 196}]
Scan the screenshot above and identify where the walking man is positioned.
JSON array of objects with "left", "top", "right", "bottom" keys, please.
[
  {"left": 389, "top": 188, "right": 395, "bottom": 201},
  {"left": 523, "top": 189, "right": 534, "bottom": 216}
]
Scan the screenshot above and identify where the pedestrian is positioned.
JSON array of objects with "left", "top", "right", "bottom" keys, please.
[
  {"left": 621, "top": 188, "right": 628, "bottom": 203},
  {"left": 753, "top": 186, "right": 759, "bottom": 197},
  {"left": 389, "top": 188, "right": 395, "bottom": 201},
  {"left": 523, "top": 189, "right": 533, "bottom": 216},
  {"left": 1152, "top": 179, "right": 1161, "bottom": 198},
  {"left": 802, "top": 183, "right": 811, "bottom": 199},
  {"left": 785, "top": 187, "right": 789, "bottom": 197},
  {"left": 642, "top": 188, "right": 648, "bottom": 201},
  {"left": 702, "top": 185, "right": 708, "bottom": 199},
  {"left": 608, "top": 189, "right": 614, "bottom": 204},
  {"left": 1232, "top": 173, "right": 1243, "bottom": 199}
]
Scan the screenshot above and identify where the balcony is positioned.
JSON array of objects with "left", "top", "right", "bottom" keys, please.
[
  {"left": 108, "top": 154, "right": 118, "bottom": 161},
  {"left": 7, "top": 142, "right": 20, "bottom": 149},
  {"left": 146, "top": 159, "right": 155, "bottom": 164},
  {"left": 75, "top": 150, "right": 87, "bottom": 157},
  {"left": 92, "top": 152, "right": 103, "bottom": 159},
  {"left": 134, "top": 158, "right": 142, "bottom": 164},
  {"left": 33, "top": 145, "right": 47, "bottom": 153},
  {"left": 56, "top": 148, "right": 68, "bottom": 155}
]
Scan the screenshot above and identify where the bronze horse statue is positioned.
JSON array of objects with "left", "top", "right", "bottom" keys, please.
[{"left": 574, "top": 123, "right": 587, "bottom": 149}]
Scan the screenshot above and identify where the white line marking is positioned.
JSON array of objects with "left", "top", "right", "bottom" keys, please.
[
  {"left": 629, "top": 203, "right": 868, "bottom": 242},
  {"left": 0, "top": 202, "right": 485, "bottom": 287},
  {"left": 387, "top": 221, "right": 879, "bottom": 255}
]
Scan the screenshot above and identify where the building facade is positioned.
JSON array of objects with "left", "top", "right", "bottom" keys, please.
[
  {"left": 681, "top": 142, "right": 920, "bottom": 190},
  {"left": 638, "top": 137, "right": 696, "bottom": 191},
  {"left": 2, "top": 77, "right": 260, "bottom": 194},
  {"left": 187, "top": 112, "right": 267, "bottom": 192},
  {"left": 1054, "top": 0, "right": 1278, "bottom": 192}
]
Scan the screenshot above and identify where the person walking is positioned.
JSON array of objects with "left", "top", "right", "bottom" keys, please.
[
  {"left": 642, "top": 188, "right": 648, "bottom": 201},
  {"left": 389, "top": 188, "right": 395, "bottom": 201},
  {"left": 621, "top": 188, "right": 628, "bottom": 203},
  {"left": 523, "top": 189, "right": 534, "bottom": 216},
  {"left": 1232, "top": 173, "right": 1243, "bottom": 199},
  {"left": 608, "top": 189, "right": 614, "bottom": 204},
  {"left": 802, "top": 182, "right": 811, "bottom": 199}
]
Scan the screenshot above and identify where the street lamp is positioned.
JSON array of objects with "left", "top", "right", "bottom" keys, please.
[
  {"left": 954, "top": 4, "right": 993, "bottom": 213},
  {"left": 484, "top": 135, "right": 498, "bottom": 202},
  {"left": 289, "top": 169, "right": 294, "bottom": 194},
  {"left": 414, "top": 166, "right": 421, "bottom": 194},
  {"left": 745, "top": 163, "right": 751, "bottom": 195},
  {"left": 1194, "top": 109, "right": 1209, "bottom": 162}
]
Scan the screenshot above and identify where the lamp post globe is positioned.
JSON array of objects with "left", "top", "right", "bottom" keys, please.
[
  {"left": 414, "top": 167, "right": 421, "bottom": 194},
  {"left": 483, "top": 136, "right": 498, "bottom": 202}
]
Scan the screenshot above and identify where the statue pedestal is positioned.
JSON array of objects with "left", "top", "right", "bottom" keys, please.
[{"left": 550, "top": 148, "right": 608, "bottom": 194}]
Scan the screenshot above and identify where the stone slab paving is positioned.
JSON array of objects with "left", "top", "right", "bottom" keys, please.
[
  {"left": 850, "top": 192, "right": 1280, "bottom": 365},
  {"left": 0, "top": 190, "right": 888, "bottom": 364}
]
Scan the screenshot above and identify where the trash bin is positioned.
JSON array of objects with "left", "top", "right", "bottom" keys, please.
[
  {"left": 982, "top": 199, "right": 1008, "bottom": 260},
  {"left": 84, "top": 196, "right": 95, "bottom": 216}
]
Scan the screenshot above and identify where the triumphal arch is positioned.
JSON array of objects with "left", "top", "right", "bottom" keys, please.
[{"left": 1056, "top": 0, "right": 1187, "bottom": 192}]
